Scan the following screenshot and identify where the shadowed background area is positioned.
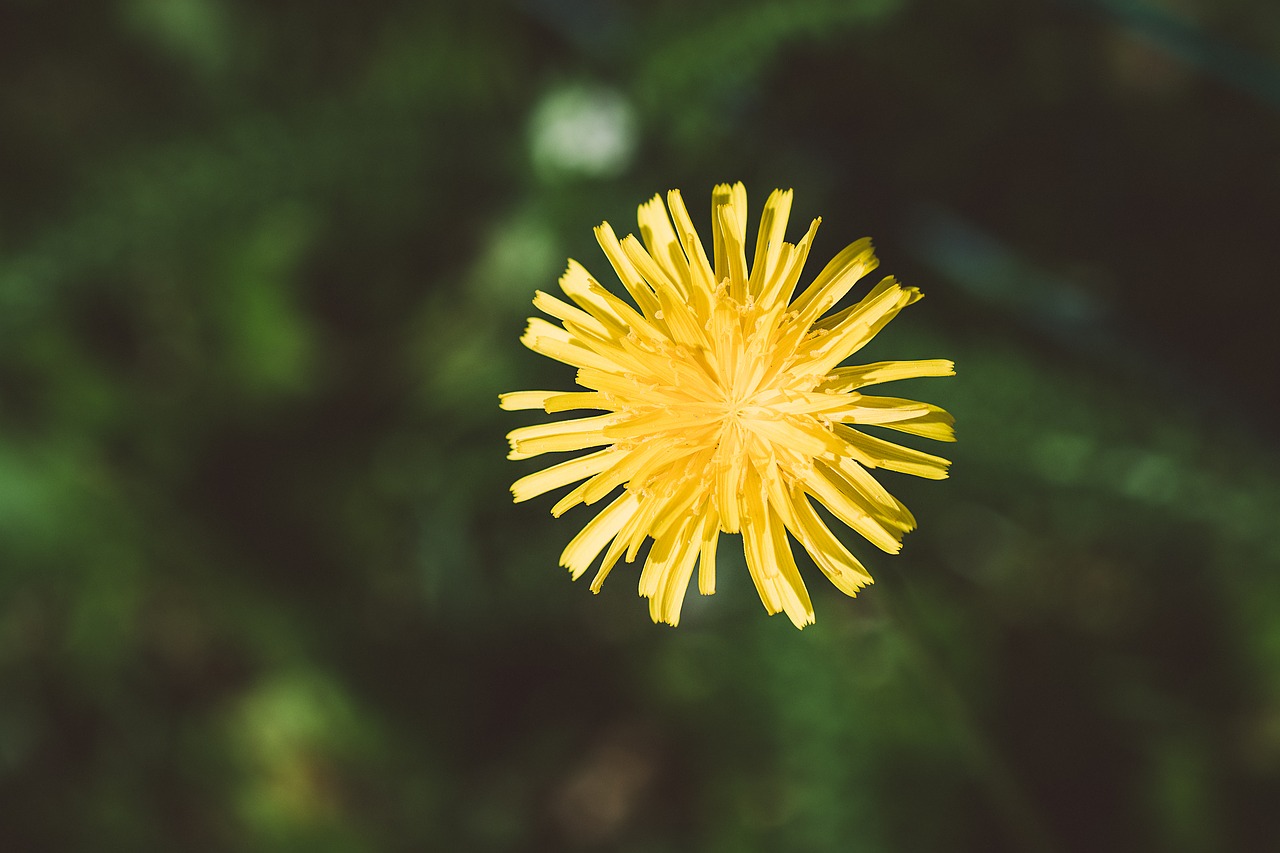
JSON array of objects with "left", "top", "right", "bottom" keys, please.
[{"left": 2, "top": 0, "right": 1279, "bottom": 850}]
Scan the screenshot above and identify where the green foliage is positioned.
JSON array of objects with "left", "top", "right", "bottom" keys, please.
[{"left": 2, "top": 0, "right": 1280, "bottom": 850}]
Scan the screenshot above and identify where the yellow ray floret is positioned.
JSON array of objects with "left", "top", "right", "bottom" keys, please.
[{"left": 502, "top": 184, "right": 955, "bottom": 628}]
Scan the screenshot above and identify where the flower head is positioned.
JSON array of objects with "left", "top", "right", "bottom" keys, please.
[{"left": 501, "top": 184, "right": 954, "bottom": 628}]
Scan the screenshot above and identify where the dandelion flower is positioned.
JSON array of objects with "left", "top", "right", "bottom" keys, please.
[{"left": 501, "top": 184, "right": 954, "bottom": 628}]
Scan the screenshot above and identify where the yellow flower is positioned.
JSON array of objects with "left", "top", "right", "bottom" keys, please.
[{"left": 501, "top": 184, "right": 954, "bottom": 628}]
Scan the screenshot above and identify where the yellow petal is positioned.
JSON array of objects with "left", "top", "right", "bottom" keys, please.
[
  {"left": 853, "top": 399, "right": 956, "bottom": 441},
  {"left": 638, "top": 517, "right": 683, "bottom": 598},
  {"left": 543, "top": 391, "right": 610, "bottom": 413},
  {"left": 637, "top": 194, "right": 691, "bottom": 298},
  {"left": 748, "top": 188, "right": 793, "bottom": 297},
  {"left": 533, "top": 289, "right": 614, "bottom": 340},
  {"left": 836, "top": 425, "right": 952, "bottom": 479},
  {"left": 873, "top": 413, "right": 957, "bottom": 442},
  {"left": 828, "top": 456, "right": 917, "bottom": 534},
  {"left": 557, "top": 260, "right": 626, "bottom": 328},
  {"left": 797, "top": 278, "right": 921, "bottom": 374},
  {"left": 665, "top": 189, "right": 715, "bottom": 312},
  {"left": 787, "top": 488, "right": 874, "bottom": 595},
  {"left": 561, "top": 491, "right": 639, "bottom": 580},
  {"left": 755, "top": 216, "right": 822, "bottom": 331},
  {"left": 589, "top": 529, "right": 628, "bottom": 593},
  {"left": 621, "top": 235, "right": 710, "bottom": 351},
  {"left": 594, "top": 221, "right": 662, "bottom": 319},
  {"left": 579, "top": 439, "right": 677, "bottom": 506},
  {"left": 741, "top": 510, "right": 782, "bottom": 615},
  {"left": 647, "top": 518, "right": 701, "bottom": 626},
  {"left": 821, "top": 359, "right": 955, "bottom": 393},
  {"left": 715, "top": 194, "right": 749, "bottom": 301},
  {"left": 711, "top": 184, "right": 747, "bottom": 282},
  {"left": 506, "top": 413, "right": 618, "bottom": 460},
  {"left": 765, "top": 504, "right": 814, "bottom": 628},
  {"left": 520, "top": 318, "right": 618, "bottom": 373},
  {"left": 801, "top": 464, "right": 903, "bottom": 554},
  {"left": 714, "top": 426, "right": 745, "bottom": 533},
  {"left": 789, "top": 237, "right": 878, "bottom": 328},
  {"left": 510, "top": 447, "right": 619, "bottom": 502},
  {"left": 498, "top": 390, "right": 557, "bottom": 411},
  {"left": 824, "top": 395, "right": 935, "bottom": 425},
  {"left": 697, "top": 511, "right": 719, "bottom": 595}
]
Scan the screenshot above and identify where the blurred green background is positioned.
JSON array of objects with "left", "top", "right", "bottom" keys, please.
[{"left": 3, "top": 0, "right": 1280, "bottom": 850}]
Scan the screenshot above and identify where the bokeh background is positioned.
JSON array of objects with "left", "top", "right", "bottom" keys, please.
[{"left": 3, "top": 0, "right": 1280, "bottom": 849}]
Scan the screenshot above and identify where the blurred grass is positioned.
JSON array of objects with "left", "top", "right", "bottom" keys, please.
[{"left": 2, "top": 0, "right": 1280, "bottom": 850}]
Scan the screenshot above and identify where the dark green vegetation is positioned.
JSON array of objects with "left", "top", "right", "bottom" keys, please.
[{"left": 2, "top": 0, "right": 1280, "bottom": 849}]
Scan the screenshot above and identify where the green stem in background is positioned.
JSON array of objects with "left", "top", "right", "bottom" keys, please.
[{"left": 877, "top": 583, "right": 1060, "bottom": 853}]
